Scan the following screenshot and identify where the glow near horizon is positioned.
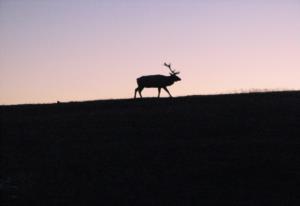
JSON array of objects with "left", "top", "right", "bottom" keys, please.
[{"left": 0, "top": 0, "right": 299, "bottom": 104}]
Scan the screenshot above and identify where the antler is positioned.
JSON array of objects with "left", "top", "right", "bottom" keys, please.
[{"left": 164, "top": 62, "right": 180, "bottom": 75}]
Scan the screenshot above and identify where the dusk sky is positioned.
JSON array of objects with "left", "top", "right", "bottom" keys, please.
[{"left": 1, "top": 0, "right": 300, "bottom": 104}]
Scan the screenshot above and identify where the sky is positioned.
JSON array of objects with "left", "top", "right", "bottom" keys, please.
[{"left": 1, "top": 0, "right": 300, "bottom": 104}]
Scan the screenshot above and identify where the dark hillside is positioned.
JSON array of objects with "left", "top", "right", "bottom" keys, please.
[{"left": 1, "top": 91, "right": 300, "bottom": 205}]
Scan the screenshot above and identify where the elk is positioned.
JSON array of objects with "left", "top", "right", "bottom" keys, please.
[{"left": 134, "top": 63, "right": 181, "bottom": 98}]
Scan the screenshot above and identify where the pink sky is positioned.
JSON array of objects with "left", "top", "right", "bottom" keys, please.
[{"left": 1, "top": 0, "right": 300, "bottom": 104}]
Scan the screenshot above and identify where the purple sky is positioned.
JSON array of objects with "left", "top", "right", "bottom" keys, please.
[{"left": 1, "top": 0, "right": 300, "bottom": 104}]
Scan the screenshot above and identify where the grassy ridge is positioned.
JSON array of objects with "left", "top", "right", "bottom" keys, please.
[{"left": 1, "top": 91, "right": 300, "bottom": 205}]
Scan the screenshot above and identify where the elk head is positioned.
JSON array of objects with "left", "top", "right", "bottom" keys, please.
[{"left": 164, "top": 62, "right": 181, "bottom": 81}]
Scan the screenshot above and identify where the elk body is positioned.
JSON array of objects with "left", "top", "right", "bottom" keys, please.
[{"left": 134, "top": 63, "right": 181, "bottom": 98}]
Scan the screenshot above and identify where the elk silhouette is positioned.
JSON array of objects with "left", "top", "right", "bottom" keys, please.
[{"left": 134, "top": 63, "right": 181, "bottom": 98}]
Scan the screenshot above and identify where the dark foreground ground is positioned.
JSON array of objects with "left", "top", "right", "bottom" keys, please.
[{"left": 1, "top": 91, "right": 300, "bottom": 205}]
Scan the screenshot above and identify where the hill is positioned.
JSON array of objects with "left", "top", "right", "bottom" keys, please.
[{"left": 1, "top": 91, "right": 300, "bottom": 205}]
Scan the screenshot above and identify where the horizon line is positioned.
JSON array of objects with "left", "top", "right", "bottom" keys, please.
[{"left": 1, "top": 89, "right": 299, "bottom": 107}]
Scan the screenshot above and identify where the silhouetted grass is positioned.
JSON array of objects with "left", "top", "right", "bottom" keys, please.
[{"left": 1, "top": 91, "right": 300, "bottom": 205}]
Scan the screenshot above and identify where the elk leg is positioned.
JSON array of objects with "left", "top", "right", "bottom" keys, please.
[
  {"left": 163, "top": 87, "right": 172, "bottom": 97},
  {"left": 138, "top": 87, "right": 144, "bottom": 98},
  {"left": 134, "top": 88, "right": 139, "bottom": 99},
  {"left": 158, "top": 87, "right": 161, "bottom": 98}
]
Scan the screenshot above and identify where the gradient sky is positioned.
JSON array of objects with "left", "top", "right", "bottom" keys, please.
[{"left": 1, "top": 0, "right": 300, "bottom": 104}]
